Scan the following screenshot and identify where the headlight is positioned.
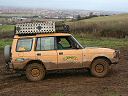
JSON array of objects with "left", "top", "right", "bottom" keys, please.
[{"left": 113, "top": 50, "right": 120, "bottom": 58}]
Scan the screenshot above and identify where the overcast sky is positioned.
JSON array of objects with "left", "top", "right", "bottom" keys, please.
[{"left": 0, "top": 0, "right": 128, "bottom": 12}]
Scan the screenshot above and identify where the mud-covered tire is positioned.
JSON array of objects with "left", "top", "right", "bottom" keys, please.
[
  {"left": 4, "top": 45, "right": 11, "bottom": 63},
  {"left": 91, "top": 59, "right": 109, "bottom": 77},
  {"left": 25, "top": 63, "right": 46, "bottom": 81}
]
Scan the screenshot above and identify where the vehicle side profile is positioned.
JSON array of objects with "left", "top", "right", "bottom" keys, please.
[{"left": 4, "top": 21, "right": 120, "bottom": 81}]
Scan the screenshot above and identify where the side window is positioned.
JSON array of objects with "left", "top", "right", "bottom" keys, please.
[
  {"left": 59, "top": 38, "right": 70, "bottom": 48},
  {"left": 56, "top": 36, "right": 71, "bottom": 50},
  {"left": 56, "top": 36, "right": 81, "bottom": 50},
  {"left": 36, "top": 37, "right": 55, "bottom": 51},
  {"left": 17, "top": 38, "right": 33, "bottom": 52}
]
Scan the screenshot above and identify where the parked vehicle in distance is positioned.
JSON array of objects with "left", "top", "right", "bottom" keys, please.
[{"left": 4, "top": 21, "right": 120, "bottom": 81}]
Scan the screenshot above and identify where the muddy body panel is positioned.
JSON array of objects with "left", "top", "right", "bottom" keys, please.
[{"left": 9, "top": 33, "right": 119, "bottom": 71}]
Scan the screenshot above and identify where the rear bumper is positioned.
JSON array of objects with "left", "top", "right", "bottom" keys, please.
[{"left": 5, "top": 62, "right": 14, "bottom": 70}]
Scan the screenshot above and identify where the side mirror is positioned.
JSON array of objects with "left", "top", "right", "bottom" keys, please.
[
  {"left": 72, "top": 43, "right": 80, "bottom": 49},
  {"left": 76, "top": 44, "right": 80, "bottom": 49}
]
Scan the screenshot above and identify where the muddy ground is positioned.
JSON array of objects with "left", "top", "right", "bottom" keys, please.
[{"left": 0, "top": 49, "right": 128, "bottom": 96}]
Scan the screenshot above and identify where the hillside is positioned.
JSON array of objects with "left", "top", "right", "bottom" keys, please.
[
  {"left": 75, "top": 14, "right": 128, "bottom": 22},
  {"left": 0, "top": 14, "right": 128, "bottom": 49},
  {"left": 68, "top": 14, "right": 128, "bottom": 38}
]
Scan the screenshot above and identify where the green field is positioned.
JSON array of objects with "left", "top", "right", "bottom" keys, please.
[
  {"left": 0, "top": 39, "right": 12, "bottom": 49},
  {"left": 0, "top": 25, "right": 14, "bottom": 32},
  {"left": 0, "top": 37, "right": 128, "bottom": 50},
  {"left": 74, "top": 35, "right": 128, "bottom": 49},
  {"left": 0, "top": 25, "right": 14, "bottom": 38}
]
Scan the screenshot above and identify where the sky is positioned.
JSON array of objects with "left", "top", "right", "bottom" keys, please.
[{"left": 0, "top": 0, "right": 128, "bottom": 12}]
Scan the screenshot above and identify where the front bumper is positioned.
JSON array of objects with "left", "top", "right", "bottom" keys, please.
[
  {"left": 111, "top": 58, "right": 119, "bottom": 64},
  {"left": 111, "top": 50, "right": 120, "bottom": 64}
]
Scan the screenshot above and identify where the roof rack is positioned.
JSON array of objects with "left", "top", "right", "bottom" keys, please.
[
  {"left": 15, "top": 21, "right": 70, "bottom": 35},
  {"left": 15, "top": 21, "right": 55, "bottom": 35}
]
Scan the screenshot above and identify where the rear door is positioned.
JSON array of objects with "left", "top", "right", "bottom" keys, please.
[
  {"left": 35, "top": 37, "right": 58, "bottom": 70},
  {"left": 13, "top": 38, "right": 36, "bottom": 60}
]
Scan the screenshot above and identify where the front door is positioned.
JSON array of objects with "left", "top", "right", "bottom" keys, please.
[
  {"left": 35, "top": 37, "right": 57, "bottom": 70},
  {"left": 56, "top": 36, "right": 83, "bottom": 69}
]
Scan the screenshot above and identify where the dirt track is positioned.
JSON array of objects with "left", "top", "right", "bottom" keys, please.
[{"left": 0, "top": 49, "right": 128, "bottom": 96}]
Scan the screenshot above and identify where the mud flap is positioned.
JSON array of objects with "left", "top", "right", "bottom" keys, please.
[{"left": 4, "top": 63, "right": 15, "bottom": 74}]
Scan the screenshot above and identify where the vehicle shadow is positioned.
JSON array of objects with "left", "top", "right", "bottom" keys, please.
[
  {"left": 45, "top": 69, "right": 92, "bottom": 80},
  {"left": 0, "top": 67, "right": 118, "bottom": 82},
  {"left": 0, "top": 69, "right": 91, "bottom": 82}
]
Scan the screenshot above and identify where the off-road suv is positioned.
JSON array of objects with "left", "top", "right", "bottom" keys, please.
[{"left": 4, "top": 21, "right": 120, "bottom": 81}]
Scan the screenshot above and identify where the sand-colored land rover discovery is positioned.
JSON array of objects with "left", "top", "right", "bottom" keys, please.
[{"left": 4, "top": 21, "right": 120, "bottom": 81}]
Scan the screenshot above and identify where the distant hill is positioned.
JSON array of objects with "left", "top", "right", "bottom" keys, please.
[{"left": 68, "top": 14, "right": 128, "bottom": 38}]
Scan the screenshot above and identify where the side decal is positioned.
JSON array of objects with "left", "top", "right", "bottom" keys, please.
[{"left": 63, "top": 56, "right": 78, "bottom": 61}]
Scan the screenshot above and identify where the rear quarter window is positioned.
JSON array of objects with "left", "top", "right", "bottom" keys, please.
[
  {"left": 16, "top": 38, "right": 33, "bottom": 52},
  {"left": 36, "top": 37, "right": 55, "bottom": 51}
]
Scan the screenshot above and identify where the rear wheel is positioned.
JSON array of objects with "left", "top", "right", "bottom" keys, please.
[
  {"left": 91, "top": 59, "right": 109, "bottom": 77},
  {"left": 25, "top": 63, "right": 46, "bottom": 81}
]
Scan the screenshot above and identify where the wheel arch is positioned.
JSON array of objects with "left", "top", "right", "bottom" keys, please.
[
  {"left": 91, "top": 56, "right": 111, "bottom": 66},
  {"left": 24, "top": 60, "right": 46, "bottom": 70}
]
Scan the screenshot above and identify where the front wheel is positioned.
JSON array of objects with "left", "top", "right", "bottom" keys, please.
[
  {"left": 91, "top": 59, "right": 109, "bottom": 77},
  {"left": 25, "top": 63, "right": 46, "bottom": 81}
]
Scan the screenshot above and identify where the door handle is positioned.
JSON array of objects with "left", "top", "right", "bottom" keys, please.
[
  {"left": 37, "top": 53, "right": 41, "bottom": 56},
  {"left": 59, "top": 52, "right": 63, "bottom": 55}
]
